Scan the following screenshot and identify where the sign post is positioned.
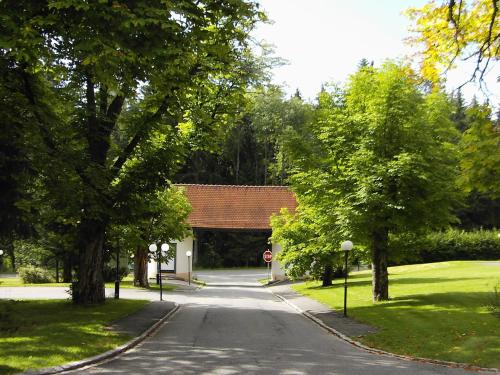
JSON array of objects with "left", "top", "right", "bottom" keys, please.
[{"left": 263, "top": 249, "right": 273, "bottom": 282}]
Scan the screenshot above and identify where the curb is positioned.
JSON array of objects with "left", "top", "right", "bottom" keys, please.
[
  {"left": 273, "top": 292, "right": 499, "bottom": 374},
  {"left": 22, "top": 303, "right": 180, "bottom": 375}
]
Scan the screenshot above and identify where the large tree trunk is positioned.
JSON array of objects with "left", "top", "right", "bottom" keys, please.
[
  {"left": 371, "top": 227, "right": 389, "bottom": 301},
  {"left": 134, "top": 247, "right": 149, "bottom": 288},
  {"left": 73, "top": 218, "right": 106, "bottom": 304},
  {"left": 322, "top": 264, "right": 333, "bottom": 286},
  {"left": 62, "top": 255, "right": 72, "bottom": 283}
]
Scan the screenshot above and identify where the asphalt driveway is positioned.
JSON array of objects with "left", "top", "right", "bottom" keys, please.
[{"left": 62, "top": 269, "right": 480, "bottom": 375}]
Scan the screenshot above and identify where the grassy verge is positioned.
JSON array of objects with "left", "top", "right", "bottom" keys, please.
[
  {"left": 0, "top": 299, "right": 149, "bottom": 374},
  {"left": 0, "top": 276, "right": 176, "bottom": 291},
  {"left": 138, "top": 280, "right": 176, "bottom": 291},
  {"left": 293, "top": 261, "right": 500, "bottom": 368},
  {"left": 191, "top": 278, "right": 206, "bottom": 287}
]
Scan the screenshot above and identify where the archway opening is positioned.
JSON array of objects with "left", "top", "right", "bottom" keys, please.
[{"left": 193, "top": 229, "right": 271, "bottom": 269}]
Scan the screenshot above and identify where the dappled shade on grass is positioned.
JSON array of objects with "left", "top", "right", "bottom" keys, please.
[
  {"left": 0, "top": 299, "right": 149, "bottom": 374},
  {"left": 293, "top": 261, "right": 500, "bottom": 368}
]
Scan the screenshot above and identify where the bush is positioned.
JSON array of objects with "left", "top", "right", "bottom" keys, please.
[
  {"left": 14, "top": 240, "right": 52, "bottom": 269},
  {"left": 389, "top": 229, "right": 500, "bottom": 265},
  {"left": 486, "top": 285, "right": 500, "bottom": 317},
  {"left": 102, "top": 265, "right": 129, "bottom": 282},
  {"left": 18, "top": 266, "right": 54, "bottom": 284}
]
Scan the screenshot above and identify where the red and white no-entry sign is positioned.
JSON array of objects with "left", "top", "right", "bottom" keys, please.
[{"left": 263, "top": 250, "right": 273, "bottom": 263}]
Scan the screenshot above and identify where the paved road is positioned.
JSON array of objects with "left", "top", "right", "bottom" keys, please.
[
  {"left": 194, "top": 268, "right": 268, "bottom": 286},
  {"left": 66, "top": 270, "right": 477, "bottom": 375}
]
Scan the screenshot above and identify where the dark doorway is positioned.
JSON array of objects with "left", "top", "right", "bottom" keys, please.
[{"left": 194, "top": 229, "right": 271, "bottom": 269}]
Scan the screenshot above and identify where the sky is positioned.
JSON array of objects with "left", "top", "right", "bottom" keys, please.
[{"left": 252, "top": 0, "right": 499, "bottom": 105}]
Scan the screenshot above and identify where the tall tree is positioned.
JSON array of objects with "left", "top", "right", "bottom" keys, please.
[
  {"left": 110, "top": 187, "right": 191, "bottom": 288},
  {"left": 1, "top": 0, "right": 263, "bottom": 304},
  {"left": 273, "top": 63, "right": 461, "bottom": 301},
  {"left": 176, "top": 85, "right": 312, "bottom": 186}
]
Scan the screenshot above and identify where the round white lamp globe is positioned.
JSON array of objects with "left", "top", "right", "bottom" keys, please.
[
  {"left": 186, "top": 250, "right": 192, "bottom": 257},
  {"left": 161, "top": 243, "right": 169, "bottom": 252},
  {"left": 341, "top": 240, "right": 354, "bottom": 251},
  {"left": 149, "top": 243, "right": 157, "bottom": 253}
]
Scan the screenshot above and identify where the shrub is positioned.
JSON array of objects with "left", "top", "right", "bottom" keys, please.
[
  {"left": 102, "top": 265, "right": 129, "bottom": 282},
  {"left": 486, "top": 285, "right": 500, "bottom": 317},
  {"left": 389, "top": 229, "right": 500, "bottom": 265},
  {"left": 14, "top": 240, "right": 52, "bottom": 269},
  {"left": 18, "top": 266, "right": 54, "bottom": 284}
]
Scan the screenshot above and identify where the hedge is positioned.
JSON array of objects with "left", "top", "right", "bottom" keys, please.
[{"left": 389, "top": 229, "right": 500, "bottom": 265}]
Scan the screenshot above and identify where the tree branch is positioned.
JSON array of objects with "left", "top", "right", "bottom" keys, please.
[
  {"left": 111, "top": 97, "right": 171, "bottom": 176},
  {"left": 110, "top": 63, "right": 202, "bottom": 178}
]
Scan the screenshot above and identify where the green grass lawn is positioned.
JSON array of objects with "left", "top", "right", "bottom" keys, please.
[
  {"left": 0, "top": 276, "right": 176, "bottom": 291},
  {"left": 0, "top": 299, "right": 149, "bottom": 374},
  {"left": 293, "top": 261, "right": 500, "bottom": 368}
]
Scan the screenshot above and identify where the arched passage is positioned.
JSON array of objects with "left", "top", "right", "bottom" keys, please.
[{"left": 148, "top": 184, "right": 296, "bottom": 281}]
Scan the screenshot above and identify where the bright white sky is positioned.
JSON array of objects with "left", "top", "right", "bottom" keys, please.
[{"left": 252, "top": 0, "right": 499, "bottom": 106}]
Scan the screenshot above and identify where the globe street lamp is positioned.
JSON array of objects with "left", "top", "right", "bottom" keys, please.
[
  {"left": 149, "top": 243, "right": 169, "bottom": 301},
  {"left": 0, "top": 250, "right": 4, "bottom": 271},
  {"left": 186, "top": 250, "right": 192, "bottom": 286},
  {"left": 341, "top": 240, "right": 354, "bottom": 317}
]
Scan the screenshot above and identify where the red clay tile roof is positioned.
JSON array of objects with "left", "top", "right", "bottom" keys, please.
[{"left": 175, "top": 184, "right": 297, "bottom": 230}]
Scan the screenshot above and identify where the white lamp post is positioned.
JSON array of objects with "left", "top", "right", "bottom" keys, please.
[
  {"left": 149, "top": 243, "right": 169, "bottom": 301},
  {"left": 186, "top": 250, "right": 192, "bottom": 286},
  {"left": 341, "top": 240, "right": 354, "bottom": 317}
]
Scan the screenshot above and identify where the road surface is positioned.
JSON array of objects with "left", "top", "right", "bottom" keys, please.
[{"left": 66, "top": 269, "right": 477, "bottom": 375}]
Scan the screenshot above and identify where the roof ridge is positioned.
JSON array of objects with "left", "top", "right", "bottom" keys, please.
[{"left": 174, "top": 184, "right": 291, "bottom": 188}]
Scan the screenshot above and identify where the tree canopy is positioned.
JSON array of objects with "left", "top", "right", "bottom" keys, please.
[
  {"left": 407, "top": 0, "right": 499, "bottom": 87},
  {"left": 0, "top": 0, "right": 264, "bottom": 304},
  {"left": 272, "top": 62, "right": 461, "bottom": 300}
]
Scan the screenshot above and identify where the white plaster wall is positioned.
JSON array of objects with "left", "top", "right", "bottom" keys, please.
[
  {"left": 271, "top": 242, "right": 286, "bottom": 281},
  {"left": 175, "top": 236, "right": 193, "bottom": 278},
  {"left": 148, "top": 237, "right": 193, "bottom": 280},
  {"left": 147, "top": 258, "right": 157, "bottom": 280}
]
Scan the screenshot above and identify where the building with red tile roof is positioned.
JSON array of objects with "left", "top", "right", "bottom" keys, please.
[{"left": 175, "top": 184, "right": 297, "bottom": 230}]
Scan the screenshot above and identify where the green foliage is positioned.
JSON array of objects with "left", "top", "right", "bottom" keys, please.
[
  {"left": 176, "top": 85, "right": 313, "bottom": 185},
  {"left": 459, "top": 104, "right": 500, "bottom": 199},
  {"left": 110, "top": 186, "right": 191, "bottom": 255},
  {"left": 272, "top": 62, "right": 461, "bottom": 299},
  {"left": 102, "top": 265, "right": 129, "bottom": 283},
  {"left": 0, "top": 0, "right": 265, "bottom": 303},
  {"left": 271, "top": 207, "right": 353, "bottom": 280},
  {"left": 390, "top": 229, "right": 500, "bottom": 265},
  {"left": 195, "top": 231, "right": 270, "bottom": 268},
  {"left": 13, "top": 240, "right": 53, "bottom": 269},
  {"left": 406, "top": 0, "right": 499, "bottom": 85},
  {"left": 18, "top": 266, "right": 53, "bottom": 284}
]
